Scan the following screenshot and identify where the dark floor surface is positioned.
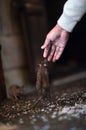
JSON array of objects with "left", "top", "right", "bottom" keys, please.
[{"left": 0, "top": 76, "right": 86, "bottom": 130}]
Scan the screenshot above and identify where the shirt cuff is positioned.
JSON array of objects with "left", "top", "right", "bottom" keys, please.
[{"left": 57, "top": 14, "right": 78, "bottom": 32}]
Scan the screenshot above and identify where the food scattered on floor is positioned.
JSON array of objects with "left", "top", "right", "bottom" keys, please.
[{"left": 0, "top": 78, "right": 86, "bottom": 130}]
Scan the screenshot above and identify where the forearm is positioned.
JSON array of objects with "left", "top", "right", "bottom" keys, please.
[{"left": 58, "top": 0, "right": 86, "bottom": 32}]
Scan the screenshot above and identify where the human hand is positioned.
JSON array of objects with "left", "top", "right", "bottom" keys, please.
[{"left": 41, "top": 24, "right": 70, "bottom": 62}]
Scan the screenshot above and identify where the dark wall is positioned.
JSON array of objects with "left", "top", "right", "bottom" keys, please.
[
  {"left": 45, "top": 0, "right": 67, "bottom": 29},
  {"left": 64, "top": 14, "right": 86, "bottom": 64}
]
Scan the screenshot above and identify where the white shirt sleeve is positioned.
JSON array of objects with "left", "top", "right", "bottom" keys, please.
[{"left": 57, "top": 0, "right": 86, "bottom": 32}]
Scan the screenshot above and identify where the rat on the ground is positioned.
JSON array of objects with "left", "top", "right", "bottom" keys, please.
[{"left": 9, "top": 84, "right": 24, "bottom": 100}]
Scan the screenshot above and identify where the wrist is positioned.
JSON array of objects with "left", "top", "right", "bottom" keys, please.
[{"left": 56, "top": 24, "right": 69, "bottom": 34}]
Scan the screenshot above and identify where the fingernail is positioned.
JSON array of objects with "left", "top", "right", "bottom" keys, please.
[
  {"left": 56, "top": 56, "right": 59, "bottom": 60},
  {"left": 43, "top": 53, "right": 47, "bottom": 58},
  {"left": 43, "top": 54, "right": 46, "bottom": 58},
  {"left": 41, "top": 46, "right": 44, "bottom": 49},
  {"left": 48, "top": 57, "right": 51, "bottom": 61}
]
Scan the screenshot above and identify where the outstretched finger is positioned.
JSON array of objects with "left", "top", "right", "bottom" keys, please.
[
  {"left": 48, "top": 45, "right": 56, "bottom": 61},
  {"left": 55, "top": 47, "right": 64, "bottom": 60},
  {"left": 41, "top": 38, "right": 50, "bottom": 49},
  {"left": 53, "top": 46, "right": 59, "bottom": 62},
  {"left": 43, "top": 44, "right": 51, "bottom": 58}
]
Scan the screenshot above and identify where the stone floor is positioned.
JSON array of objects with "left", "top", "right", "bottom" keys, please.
[{"left": 0, "top": 76, "right": 86, "bottom": 130}]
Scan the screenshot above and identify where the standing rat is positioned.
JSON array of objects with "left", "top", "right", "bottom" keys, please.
[
  {"left": 9, "top": 84, "right": 24, "bottom": 100},
  {"left": 36, "top": 60, "right": 50, "bottom": 98}
]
